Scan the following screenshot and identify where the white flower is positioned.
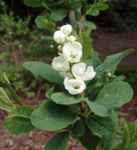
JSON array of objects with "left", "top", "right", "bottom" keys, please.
[
  {"left": 52, "top": 55, "right": 70, "bottom": 72},
  {"left": 64, "top": 77, "right": 86, "bottom": 95},
  {"left": 72, "top": 63, "right": 96, "bottom": 81},
  {"left": 66, "top": 35, "right": 76, "bottom": 42},
  {"left": 62, "top": 41, "right": 82, "bottom": 63},
  {"left": 53, "top": 30, "right": 66, "bottom": 44},
  {"left": 60, "top": 24, "right": 72, "bottom": 35}
]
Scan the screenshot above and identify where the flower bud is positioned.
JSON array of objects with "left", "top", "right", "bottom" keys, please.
[
  {"left": 52, "top": 55, "right": 70, "bottom": 72},
  {"left": 60, "top": 24, "right": 72, "bottom": 35},
  {"left": 53, "top": 30, "right": 66, "bottom": 44},
  {"left": 62, "top": 41, "right": 82, "bottom": 63}
]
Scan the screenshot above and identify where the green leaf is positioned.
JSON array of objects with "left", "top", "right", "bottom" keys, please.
[
  {"left": 45, "top": 132, "right": 69, "bottom": 150},
  {"left": 35, "top": 16, "right": 55, "bottom": 30},
  {"left": 86, "top": 51, "right": 102, "bottom": 67},
  {"left": 80, "top": 30, "right": 94, "bottom": 61},
  {"left": 68, "top": 0, "right": 82, "bottom": 9},
  {"left": 86, "top": 116, "right": 115, "bottom": 139},
  {"left": 83, "top": 21, "right": 96, "bottom": 31},
  {"left": 96, "top": 49, "right": 133, "bottom": 78},
  {"left": 11, "top": 106, "right": 33, "bottom": 118},
  {"left": 24, "top": 0, "right": 42, "bottom": 7},
  {"left": 86, "top": 1, "right": 109, "bottom": 16},
  {"left": 127, "top": 144, "right": 137, "bottom": 150},
  {"left": 4, "top": 106, "right": 34, "bottom": 135},
  {"left": 31, "top": 101, "right": 76, "bottom": 131},
  {"left": 50, "top": 8, "right": 67, "bottom": 21},
  {"left": 23, "top": 61, "right": 63, "bottom": 85},
  {"left": 86, "top": 101, "right": 109, "bottom": 117},
  {"left": 4, "top": 117, "right": 34, "bottom": 135},
  {"left": 51, "top": 92, "right": 84, "bottom": 105},
  {"left": 0, "top": 87, "right": 13, "bottom": 107},
  {"left": 96, "top": 80, "right": 133, "bottom": 110},
  {"left": 71, "top": 119, "right": 85, "bottom": 138}
]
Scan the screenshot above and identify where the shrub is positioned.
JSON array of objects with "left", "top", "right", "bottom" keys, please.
[{"left": 0, "top": 0, "right": 135, "bottom": 150}]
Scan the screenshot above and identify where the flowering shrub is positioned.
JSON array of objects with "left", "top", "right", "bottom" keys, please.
[
  {"left": 0, "top": 1, "right": 135, "bottom": 150},
  {"left": 0, "top": 22, "right": 134, "bottom": 149},
  {"left": 20, "top": 23, "right": 134, "bottom": 149}
]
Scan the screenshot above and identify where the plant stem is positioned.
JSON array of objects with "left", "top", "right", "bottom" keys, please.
[{"left": 80, "top": 128, "right": 98, "bottom": 150}]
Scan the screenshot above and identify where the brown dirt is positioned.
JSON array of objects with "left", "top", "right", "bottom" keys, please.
[
  {"left": 92, "top": 30, "right": 137, "bottom": 70},
  {"left": 0, "top": 30, "right": 137, "bottom": 150},
  {"left": 121, "top": 89, "right": 137, "bottom": 122}
]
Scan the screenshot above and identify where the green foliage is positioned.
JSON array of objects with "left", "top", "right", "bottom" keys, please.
[
  {"left": 4, "top": 117, "right": 34, "bottom": 135},
  {"left": 24, "top": 0, "right": 42, "bottom": 7},
  {"left": 86, "top": 0, "right": 109, "bottom": 16},
  {"left": 96, "top": 49, "right": 134, "bottom": 78},
  {"left": 80, "top": 29, "right": 94, "bottom": 61},
  {"left": 35, "top": 16, "right": 55, "bottom": 30},
  {"left": 50, "top": 8, "right": 67, "bottom": 21},
  {"left": 113, "top": 120, "right": 137, "bottom": 150},
  {"left": 71, "top": 119, "right": 85, "bottom": 138},
  {"left": 45, "top": 132, "right": 69, "bottom": 150},
  {"left": 0, "top": 87, "right": 15, "bottom": 112},
  {"left": 86, "top": 115, "right": 115, "bottom": 139},
  {"left": 0, "top": 13, "right": 30, "bottom": 38},
  {"left": 86, "top": 51, "right": 102, "bottom": 67},
  {"left": 86, "top": 101, "right": 109, "bottom": 117},
  {"left": 23, "top": 61, "right": 63, "bottom": 85},
  {"left": 95, "top": 80, "right": 133, "bottom": 110},
  {"left": 4, "top": 106, "right": 34, "bottom": 135},
  {"left": 31, "top": 101, "right": 76, "bottom": 131},
  {"left": 51, "top": 92, "right": 84, "bottom": 105}
]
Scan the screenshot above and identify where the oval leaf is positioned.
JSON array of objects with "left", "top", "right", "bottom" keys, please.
[
  {"left": 51, "top": 92, "right": 84, "bottom": 105},
  {"left": 45, "top": 132, "right": 69, "bottom": 150},
  {"left": 4, "top": 117, "right": 34, "bottom": 135},
  {"left": 35, "top": 16, "right": 55, "bottom": 30},
  {"left": 4, "top": 106, "right": 34, "bottom": 135},
  {"left": 23, "top": 61, "right": 63, "bottom": 85},
  {"left": 24, "top": 0, "right": 42, "bottom": 7},
  {"left": 31, "top": 101, "right": 76, "bottom": 131},
  {"left": 86, "top": 101, "right": 109, "bottom": 117},
  {"left": 96, "top": 80, "right": 133, "bottom": 110},
  {"left": 96, "top": 49, "right": 134, "bottom": 78},
  {"left": 50, "top": 8, "right": 67, "bottom": 21},
  {"left": 86, "top": 116, "right": 115, "bottom": 139}
]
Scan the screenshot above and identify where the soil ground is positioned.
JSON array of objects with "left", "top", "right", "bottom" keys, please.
[
  {"left": 0, "top": 29, "right": 137, "bottom": 150},
  {"left": 92, "top": 29, "right": 137, "bottom": 70}
]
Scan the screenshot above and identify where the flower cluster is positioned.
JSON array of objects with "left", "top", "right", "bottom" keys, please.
[{"left": 52, "top": 24, "right": 96, "bottom": 95}]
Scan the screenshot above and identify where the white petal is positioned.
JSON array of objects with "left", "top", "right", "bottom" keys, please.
[
  {"left": 72, "top": 62, "right": 96, "bottom": 81},
  {"left": 72, "top": 63, "right": 86, "bottom": 78},
  {"left": 62, "top": 41, "right": 82, "bottom": 63},
  {"left": 64, "top": 77, "right": 86, "bottom": 95},
  {"left": 52, "top": 55, "right": 70, "bottom": 72},
  {"left": 53, "top": 30, "right": 66, "bottom": 44},
  {"left": 60, "top": 24, "right": 72, "bottom": 35},
  {"left": 84, "top": 66, "right": 96, "bottom": 81}
]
